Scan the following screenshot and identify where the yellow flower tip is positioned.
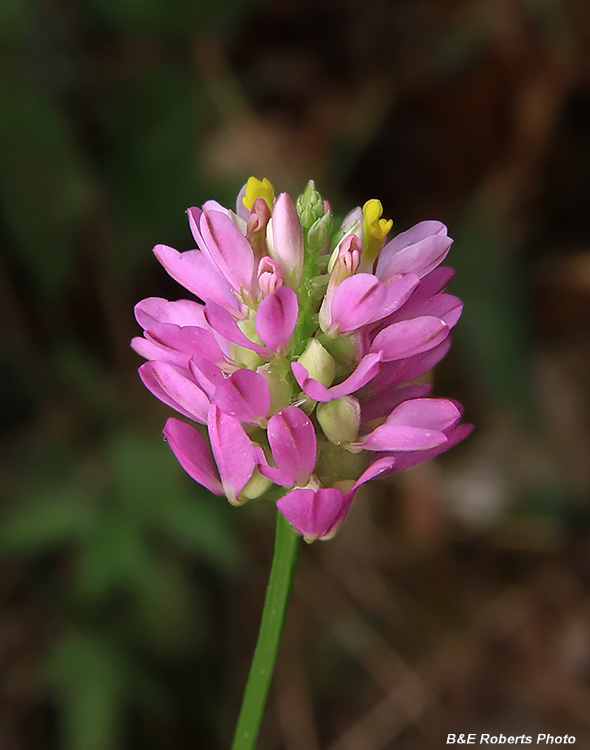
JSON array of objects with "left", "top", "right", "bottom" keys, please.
[
  {"left": 362, "top": 199, "right": 392, "bottom": 240},
  {"left": 243, "top": 177, "right": 275, "bottom": 211}
]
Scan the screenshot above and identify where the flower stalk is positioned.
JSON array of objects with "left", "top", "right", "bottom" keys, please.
[{"left": 231, "top": 511, "right": 300, "bottom": 750}]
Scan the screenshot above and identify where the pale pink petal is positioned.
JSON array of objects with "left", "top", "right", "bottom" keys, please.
[
  {"left": 163, "top": 418, "right": 223, "bottom": 495},
  {"left": 213, "top": 369, "right": 270, "bottom": 424},
  {"left": 370, "top": 316, "right": 449, "bottom": 361},
  {"left": 271, "top": 192, "right": 304, "bottom": 286},
  {"left": 207, "top": 404, "right": 255, "bottom": 504},
  {"left": 255, "top": 286, "right": 298, "bottom": 353},
  {"left": 139, "top": 361, "right": 210, "bottom": 423},
  {"left": 153, "top": 244, "right": 239, "bottom": 311},
  {"left": 134, "top": 297, "right": 206, "bottom": 330},
  {"left": 389, "top": 291, "right": 463, "bottom": 329},
  {"left": 277, "top": 488, "right": 345, "bottom": 542},
  {"left": 267, "top": 406, "right": 317, "bottom": 485},
  {"left": 131, "top": 336, "right": 190, "bottom": 370},
  {"left": 199, "top": 210, "right": 256, "bottom": 295},
  {"left": 204, "top": 302, "right": 270, "bottom": 357}
]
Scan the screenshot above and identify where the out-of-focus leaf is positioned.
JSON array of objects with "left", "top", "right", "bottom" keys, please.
[
  {"left": 0, "top": 491, "right": 92, "bottom": 554},
  {"left": 108, "top": 433, "right": 242, "bottom": 574},
  {"left": 104, "top": 66, "right": 206, "bottom": 281},
  {"left": 451, "top": 214, "right": 535, "bottom": 423},
  {"left": 43, "top": 633, "right": 125, "bottom": 750},
  {"left": 0, "top": 82, "right": 90, "bottom": 296}
]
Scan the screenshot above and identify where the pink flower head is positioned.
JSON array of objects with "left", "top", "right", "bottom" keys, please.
[{"left": 133, "top": 177, "right": 472, "bottom": 537}]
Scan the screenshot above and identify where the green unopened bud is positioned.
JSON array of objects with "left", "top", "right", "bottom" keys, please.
[
  {"left": 316, "top": 396, "right": 361, "bottom": 445},
  {"left": 257, "top": 360, "right": 293, "bottom": 415},
  {"left": 307, "top": 212, "right": 333, "bottom": 254},
  {"left": 297, "top": 338, "right": 336, "bottom": 387},
  {"left": 296, "top": 180, "right": 325, "bottom": 232},
  {"left": 241, "top": 469, "right": 273, "bottom": 500}
]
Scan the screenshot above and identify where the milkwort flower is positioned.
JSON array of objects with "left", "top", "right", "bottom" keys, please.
[{"left": 132, "top": 178, "right": 473, "bottom": 542}]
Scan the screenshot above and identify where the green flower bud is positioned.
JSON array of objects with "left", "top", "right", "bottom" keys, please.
[
  {"left": 296, "top": 180, "right": 325, "bottom": 232},
  {"left": 257, "top": 360, "right": 293, "bottom": 415},
  {"left": 306, "top": 212, "right": 333, "bottom": 254},
  {"left": 316, "top": 396, "right": 361, "bottom": 445},
  {"left": 297, "top": 338, "right": 335, "bottom": 387},
  {"left": 241, "top": 468, "right": 273, "bottom": 500}
]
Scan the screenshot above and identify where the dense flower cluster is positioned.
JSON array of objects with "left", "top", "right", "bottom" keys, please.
[{"left": 132, "top": 178, "right": 472, "bottom": 542}]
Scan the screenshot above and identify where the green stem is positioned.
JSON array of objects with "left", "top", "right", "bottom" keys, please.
[{"left": 231, "top": 512, "right": 300, "bottom": 750}]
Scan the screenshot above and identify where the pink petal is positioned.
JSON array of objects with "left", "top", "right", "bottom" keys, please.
[
  {"left": 145, "top": 323, "right": 225, "bottom": 364},
  {"left": 199, "top": 210, "right": 256, "bottom": 295},
  {"left": 207, "top": 404, "right": 255, "bottom": 504},
  {"left": 354, "top": 424, "right": 447, "bottom": 452},
  {"left": 255, "top": 286, "right": 298, "bottom": 353},
  {"left": 292, "top": 353, "right": 382, "bottom": 403},
  {"left": 386, "top": 397, "right": 461, "bottom": 432},
  {"left": 277, "top": 488, "right": 346, "bottom": 542},
  {"left": 163, "top": 418, "right": 223, "bottom": 495},
  {"left": 367, "top": 339, "right": 452, "bottom": 395},
  {"left": 267, "top": 406, "right": 317, "bottom": 486},
  {"left": 134, "top": 297, "right": 206, "bottom": 330},
  {"left": 329, "top": 353, "right": 383, "bottom": 398},
  {"left": 291, "top": 362, "right": 332, "bottom": 402},
  {"left": 253, "top": 446, "right": 295, "bottom": 488},
  {"left": 212, "top": 369, "right": 270, "bottom": 424},
  {"left": 153, "top": 244, "right": 239, "bottom": 312},
  {"left": 139, "top": 361, "right": 210, "bottom": 424},
  {"left": 204, "top": 302, "right": 270, "bottom": 357},
  {"left": 329, "top": 274, "right": 387, "bottom": 333},
  {"left": 370, "top": 316, "right": 449, "bottom": 361},
  {"left": 376, "top": 221, "right": 452, "bottom": 281},
  {"left": 389, "top": 291, "right": 463, "bottom": 329},
  {"left": 360, "top": 382, "right": 433, "bottom": 423},
  {"left": 387, "top": 423, "right": 474, "bottom": 473},
  {"left": 188, "top": 354, "right": 226, "bottom": 398},
  {"left": 131, "top": 336, "right": 190, "bottom": 370}
]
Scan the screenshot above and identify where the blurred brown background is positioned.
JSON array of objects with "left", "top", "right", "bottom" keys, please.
[{"left": 1, "top": 0, "right": 590, "bottom": 748}]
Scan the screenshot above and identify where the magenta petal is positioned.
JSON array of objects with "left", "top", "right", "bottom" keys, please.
[
  {"left": 329, "top": 274, "right": 387, "bottom": 333},
  {"left": 376, "top": 221, "right": 452, "bottom": 281},
  {"left": 386, "top": 397, "right": 461, "bottom": 432},
  {"left": 207, "top": 404, "right": 255, "bottom": 504},
  {"left": 387, "top": 423, "right": 474, "bottom": 473},
  {"left": 368, "top": 339, "right": 452, "bottom": 395},
  {"left": 139, "top": 361, "right": 210, "bottom": 424},
  {"left": 135, "top": 297, "right": 206, "bottom": 330},
  {"left": 153, "top": 244, "right": 239, "bottom": 312},
  {"left": 353, "top": 456, "right": 397, "bottom": 489},
  {"left": 132, "top": 336, "right": 190, "bottom": 369},
  {"left": 188, "top": 355, "right": 225, "bottom": 398},
  {"left": 163, "top": 418, "right": 223, "bottom": 495},
  {"left": 371, "top": 316, "right": 449, "bottom": 361},
  {"left": 277, "top": 488, "right": 345, "bottom": 542},
  {"left": 355, "top": 424, "right": 447, "bottom": 452},
  {"left": 291, "top": 362, "right": 332, "bottom": 402},
  {"left": 213, "top": 369, "right": 270, "bottom": 424},
  {"left": 205, "top": 302, "right": 269, "bottom": 357},
  {"left": 146, "top": 323, "right": 225, "bottom": 363},
  {"left": 267, "top": 406, "right": 317, "bottom": 485},
  {"left": 329, "top": 353, "right": 383, "bottom": 399},
  {"left": 360, "top": 382, "right": 433, "bottom": 423},
  {"left": 253, "top": 446, "right": 295, "bottom": 488},
  {"left": 255, "top": 286, "right": 298, "bottom": 353},
  {"left": 377, "top": 274, "right": 421, "bottom": 320},
  {"left": 199, "top": 210, "right": 256, "bottom": 294}
]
